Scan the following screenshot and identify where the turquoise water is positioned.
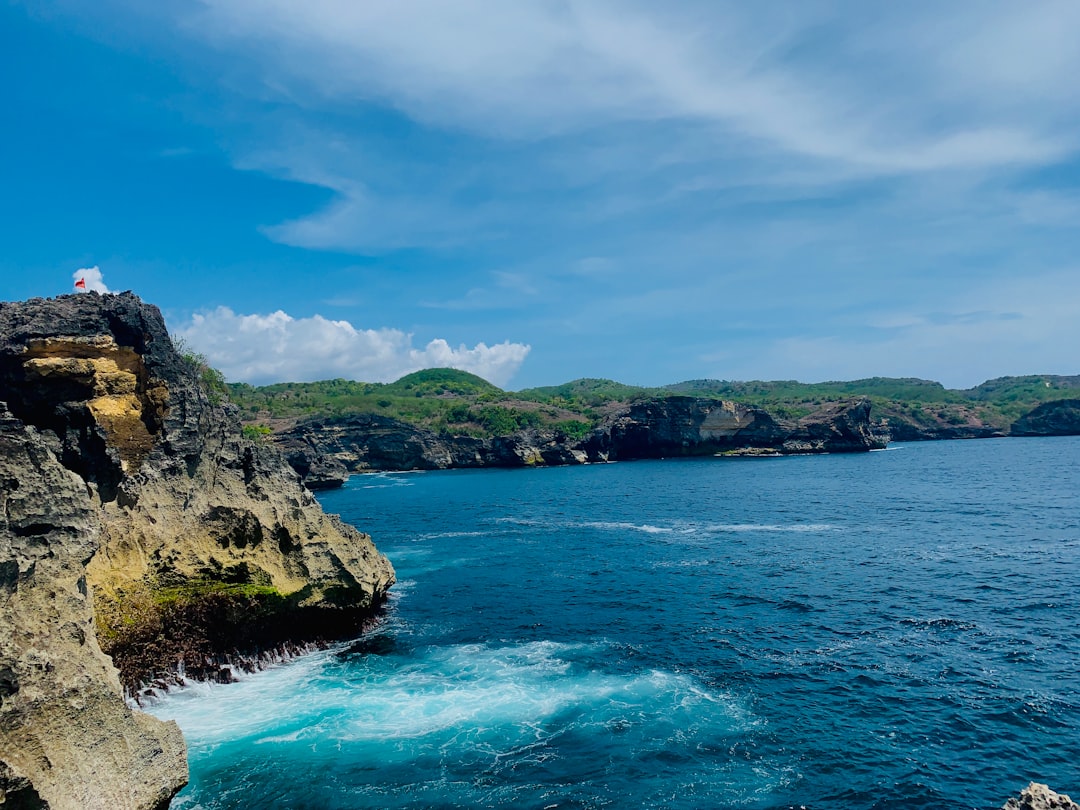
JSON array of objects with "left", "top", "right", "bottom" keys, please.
[{"left": 148, "top": 438, "right": 1080, "bottom": 808}]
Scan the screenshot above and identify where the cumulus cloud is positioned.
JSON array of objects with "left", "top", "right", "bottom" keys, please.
[
  {"left": 73, "top": 266, "right": 110, "bottom": 294},
  {"left": 173, "top": 307, "right": 530, "bottom": 387}
]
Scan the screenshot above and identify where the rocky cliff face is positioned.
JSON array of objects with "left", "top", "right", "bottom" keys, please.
[
  {"left": 276, "top": 397, "right": 885, "bottom": 485},
  {"left": 1, "top": 405, "right": 187, "bottom": 809},
  {"left": 276, "top": 414, "right": 591, "bottom": 485},
  {"left": 0, "top": 292, "right": 395, "bottom": 808},
  {"left": 1011, "top": 399, "right": 1080, "bottom": 436},
  {"left": 581, "top": 396, "right": 886, "bottom": 459}
]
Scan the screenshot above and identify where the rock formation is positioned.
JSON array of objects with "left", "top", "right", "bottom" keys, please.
[
  {"left": 1003, "top": 783, "right": 1079, "bottom": 810},
  {"left": 0, "top": 292, "right": 395, "bottom": 808},
  {"left": 275, "top": 413, "right": 589, "bottom": 484},
  {"left": 581, "top": 396, "right": 886, "bottom": 460},
  {"left": 1011, "top": 399, "right": 1080, "bottom": 437},
  {"left": 879, "top": 419, "right": 1005, "bottom": 442},
  {"left": 276, "top": 396, "right": 886, "bottom": 485},
  {"left": 1, "top": 405, "right": 187, "bottom": 809}
]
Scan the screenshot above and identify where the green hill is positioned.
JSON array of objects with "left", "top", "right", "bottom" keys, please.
[
  {"left": 382, "top": 368, "right": 504, "bottom": 398},
  {"left": 228, "top": 368, "right": 585, "bottom": 438},
  {"left": 961, "top": 375, "right": 1080, "bottom": 420},
  {"left": 516, "top": 378, "right": 658, "bottom": 407},
  {"left": 227, "top": 369, "right": 1079, "bottom": 438}
]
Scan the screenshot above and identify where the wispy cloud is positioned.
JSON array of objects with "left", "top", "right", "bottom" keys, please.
[
  {"left": 174, "top": 307, "right": 530, "bottom": 386},
  {"left": 192, "top": 0, "right": 1079, "bottom": 167},
  {"left": 174, "top": 0, "right": 1080, "bottom": 259}
]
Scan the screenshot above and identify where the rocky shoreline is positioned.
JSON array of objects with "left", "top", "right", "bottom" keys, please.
[
  {"left": 1, "top": 293, "right": 394, "bottom": 807},
  {"left": 270, "top": 385, "right": 1080, "bottom": 490},
  {"left": 1011, "top": 399, "right": 1080, "bottom": 437},
  {"left": 276, "top": 396, "right": 888, "bottom": 488}
]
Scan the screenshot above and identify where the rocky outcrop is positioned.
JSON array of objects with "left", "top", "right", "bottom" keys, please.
[
  {"left": 277, "top": 397, "right": 885, "bottom": 484},
  {"left": 874, "top": 402, "right": 1007, "bottom": 442},
  {"left": 1003, "top": 783, "right": 1079, "bottom": 810},
  {"left": 1, "top": 406, "right": 187, "bottom": 809},
  {"left": 581, "top": 396, "right": 886, "bottom": 460},
  {"left": 1011, "top": 399, "right": 1080, "bottom": 436},
  {"left": 880, "top": 421, "right": 1005, "bottom": 441},
  {"left": 0, "top": 292, "right": 395, "bottom": 807},
  {"left": 276, "top": 413, "right": 589, "bottom": 482}
]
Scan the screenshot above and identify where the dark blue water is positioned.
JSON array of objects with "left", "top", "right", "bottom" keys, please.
[{"left": 149, "top": 438, "right": 1080, "bottom": 809}]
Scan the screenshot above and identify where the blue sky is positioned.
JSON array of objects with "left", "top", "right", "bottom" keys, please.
[{"left": 3, "top": 1, "right": 1079, "bottom": 389}]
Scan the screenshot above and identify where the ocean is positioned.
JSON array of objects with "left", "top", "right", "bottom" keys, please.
[{"left": 147, "top": 437, "right": 1080, "bottom": 809}]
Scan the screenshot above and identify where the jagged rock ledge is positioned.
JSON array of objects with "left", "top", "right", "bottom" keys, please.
[
  {"left": 108, "top": 584, "right": 388, "bottom": 700},
  {"left": 1, "top": 403, "right": 186, "bottom": 809},
  {"left": 1003, "top": 783, "right": 1079, "bottom": 810},
  {"left": 1, "top": 292, "right": 394, "bottom": 808},
  {"left": 276, "top": 396, "right": 888, "bottom": 486}
]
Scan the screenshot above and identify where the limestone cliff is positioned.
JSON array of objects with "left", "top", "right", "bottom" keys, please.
[
  {"left": 1, "top": 406, "right": 186, "bottom": 809},
  {"left": 581, "top": 396, "right": 887, "bottom": 459},
  {"left": 276, "top": 413, "right": 587, "bottom": 484},
  {"left": 0, "top": 292, "right": 394, "bottom": 807},
  {"left": 1011, "top": 399, "right": 1080, "bottom": 437},
  {"left": 276, "top": 396, "right": 885, "bottom": 484}
]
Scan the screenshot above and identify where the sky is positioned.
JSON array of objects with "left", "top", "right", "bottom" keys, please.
[{"left": 3, "top": 1, "right": 1079, "bottom": 390}]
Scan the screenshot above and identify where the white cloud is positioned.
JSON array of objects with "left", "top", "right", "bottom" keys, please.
[
  {"left": 73, "top": 266, "right": 110, "bottom": 294},
  {"left": 173, "top": 306, "right": 530, "bottom": 387}
]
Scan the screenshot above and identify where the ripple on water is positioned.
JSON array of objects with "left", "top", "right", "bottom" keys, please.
[{"left": 160, "top": 439, "right": 1080, "bottom": 809}]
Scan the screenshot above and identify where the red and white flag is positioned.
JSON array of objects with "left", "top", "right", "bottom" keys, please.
[{"left": 75, "top": 278, "right": 86, "bottom": 289}]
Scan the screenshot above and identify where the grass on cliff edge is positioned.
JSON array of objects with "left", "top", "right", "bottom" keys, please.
[{"left": 95, "top": 580, "right": 285, "bottom": 641}]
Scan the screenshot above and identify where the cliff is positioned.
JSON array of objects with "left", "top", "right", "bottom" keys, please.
[
  {"left": 0, "top": 292, "right": 394, "bottom": 808},
  {"left": 875, "top": 404, "right": 1006, "bottom": 442},
  {"left": 1, "top": 406, "right": 186, "bottom": 809},
  {"left": 581, "top": 396, "right": 886, "bottom": 459},
  {"left": 276, "top": 413, "right": 588, "bottom": 485},
  {"left": 1011, "top": 399, "right": 1080, "bottom": 437},
  {"left": 276, "top": 397, "right": 885, "bottom": 484}
]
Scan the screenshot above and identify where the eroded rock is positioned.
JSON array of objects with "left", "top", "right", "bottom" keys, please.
[
  {"left": 0, "top": 405, "right": 187, "bottom": 809},
  {"left": 1011, "top": 399, "right": 1080, "bottom": 437},
  {"left": 1003, "top": 783, "right": 1079, "bottom": 810},
  {"left": 0, "top": 292, "right": 396, "bottom": 805},
  {"left": 276, "top": 396, "right": 886, "bottom": 486}
]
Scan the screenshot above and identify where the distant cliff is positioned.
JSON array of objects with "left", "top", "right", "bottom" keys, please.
[
  {"left": 582, "top": 396, "right": 886, "bottom": 459},
  {"left": 276, "top": 412, "right": 589, "bottom": 486},
  {"left": 1011, "top": 399, "right": 1080, "bottom": 436},
  {"left": 0, "top": 293, "right": 394, "bottom": 808},
  {"left": 233, "top": 371, "right": 1080, "bottom": 447},
  {"left": 275, "top": 396, "right": 886, "bottom": 485}
]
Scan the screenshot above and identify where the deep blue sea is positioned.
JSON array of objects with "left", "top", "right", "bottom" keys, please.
[{"left": 148, "top": 438, "right": 1080, "bottom": 809}]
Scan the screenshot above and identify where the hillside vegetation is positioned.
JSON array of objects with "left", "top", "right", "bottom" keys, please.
[
  {"left": 227, "top": 368, "right": 1080, "bottom": 438},
  {"left": 228, "top": 368, "right": 593, "bottom": 439}
]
